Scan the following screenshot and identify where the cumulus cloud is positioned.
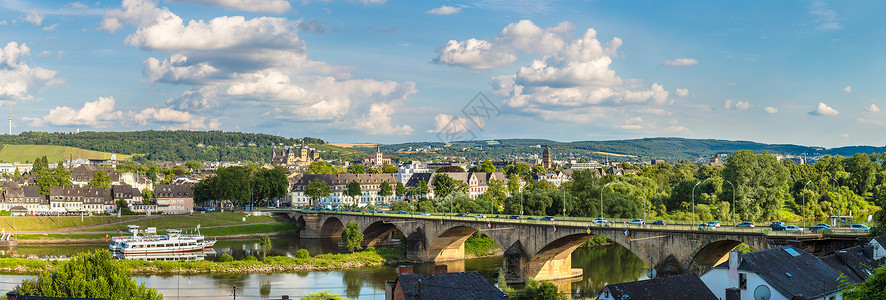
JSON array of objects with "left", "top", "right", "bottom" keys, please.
[
  {"left": 433, "top": 20, "right": 579, "bottom": 69},
  {"left": 26, "top": 96, "right": 123, "bottom": 127},
  {"left": 427, "top": 5, "right": 461, "bottom": 15},
  {"left": 734, "top": 101, "right": 749, "bottom": 110},
  {"left": 764, "top": 107, "right": 778, "bottom": 114},
  {"left": 26, "top": 9, "right": 43, "bottom": 26},
  {"left": 165, "top": 0, "right": 292, "bottom": 14},
  {"left": 133, "top": 107, "right": 220, "bottom": 130},
  {"left": 843, "top": 85, "right": 852, "bottom": 93},
  {"left": 723, "top": 100, "right": 733, "bottom": 110},
  {"left": 661, "top": 58, "right": 698, "bottom": 66},
  {"left": 103, "top": 0, "right": 415, "bottom": 135},
  {"left": 0, "top": 42, "right": 63, "bottom": 101},
  {"left": 430, "top": 113, "right": 470, "bottom": 134},
  {"left": 675, "top": 88, "right": 689, "bottom": 97},
  {"left": 866, "top": 104, "right": 880, "bottom": 113},
  {"left": 809, "top": 102, "right": 839, "bottom": 116}
]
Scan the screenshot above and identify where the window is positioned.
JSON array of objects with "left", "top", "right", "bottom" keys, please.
[{"left": 739, "top": 273, "right": 747, "bottom": 289}]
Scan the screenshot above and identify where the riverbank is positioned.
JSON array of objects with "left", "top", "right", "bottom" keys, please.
[
  {"left": 0, "top": 248, "right": 402, "bottom": 275},
  {"left": 9, "top": 222, "right": 300, "bottom": 245}
]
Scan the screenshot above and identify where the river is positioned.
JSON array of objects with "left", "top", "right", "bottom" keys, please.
[{"left": 0, "top": 239, "right": 648, "bottom": 299}]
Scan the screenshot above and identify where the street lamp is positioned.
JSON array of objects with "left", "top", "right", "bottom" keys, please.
[
  {"left": 724, "top": 180, "right": 735, "bottom": 226},
  {"left": 601, "top": 183, "right": 611, "bottom": 220},
  {"left": 692, "top": 181, "right": 701, "bottom": 230},
  {"left": 803, "top": 180, "right": 812, "bottom": 228},
  {"left": 832, "top": 178, "right": 841, "bottom": 223}
]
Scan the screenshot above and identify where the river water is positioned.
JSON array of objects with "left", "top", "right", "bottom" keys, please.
[{"left": 0, "top": 239, "right": 647, "bottom": 299}]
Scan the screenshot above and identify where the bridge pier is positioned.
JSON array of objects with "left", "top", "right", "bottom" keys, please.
[
  {"left": 405, "top": 228, "right": 428, "bottom": 262},
  {"left": 503, "top": 241, "right": 530, "bottom": 283},
  {"left": 295, "top": 214, "right": 323, "bottom": 239}
]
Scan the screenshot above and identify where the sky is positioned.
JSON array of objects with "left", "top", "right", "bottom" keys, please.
[{"left": 0, "top": 0, "right": 884, "bottom": 148}]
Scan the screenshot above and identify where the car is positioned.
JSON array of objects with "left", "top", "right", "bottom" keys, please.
[
  {"left": 592, "top": 218, "right": 610, "bottom": 225},
  {"left": 267, "top": 206, "right": 276, "bottom": 209},
  {"left": 850, "top": 224, "right": 871, "bottom": 232},
  {"left": 456, "top": 213, "right": 469, "bottom": 217},
  {"left": 736, "top": 222, "right": 755, "bottom": 228},
  {"left": 474, "top": 214, "right": 486, "bottom": 218},
  {"left": 697, "top": 223, "right": 713, "bottom": 230},
  {"left": 421, "top": 212, "right": 431, "bottom": 216},
  {"left": 814, "top": 223, "right": 831, "bottom": 229},
  {"left": 375, "top": 210, "right": 385, "bottom": 214},
  {"left": 396, "top": 210, "right": 409, "bottom": 214},
  {"left": 769, "top": 222, "right": 786, "bottom": 231},
  {"left": 785, "top": 225, "right": 803, "bottom": 233},
  {"left": 706, "top": 221, "right": 721, "bottom": 228},
  {"left": 506, "top": 215, "right": 521, "bottom": 220},
  {"left": 650, "top": 220, "right": 666, "bottom": 225},
  {"left": 541, "top": 216, "right": 555, "bottom": 221},
  {"left": 628, "top": 219, "right": 645, "bottom": 225},
  {"left": 809, "top": 225, "right": 830, "bottom": 232},
  {"left": 526, "top": 217, "right": 539, "bottom": 220}
]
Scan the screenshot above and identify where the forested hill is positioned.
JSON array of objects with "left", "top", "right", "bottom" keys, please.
[
  {"left": 378, "top": 137, "right": 882, "bottom": 162},
  {"left": 0, "top": 131, "right": 324, "bottom": 162}
]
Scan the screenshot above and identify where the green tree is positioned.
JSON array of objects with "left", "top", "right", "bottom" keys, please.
[
  {"left": 504, "top": 163, "right": 531, "bottom": 178},
  {"left": 35, "top": 165, "right": 73, "bottom": 195},
  {"left": 395, "top": 182, "right": 406, "bottom": 198},
  {"left": 722, "top": 150, "right": 790, "bottom": 221},
  {"left": 345, "top": 181, "right": 363, "bottom": 205},
  {"left": 378, "top": 181, "right": 393, "bottom": 198},
  {"left": 485, "top": 178, "right": 507, "bottom": 207},
  {"left": 115, "top": 199, "right": 135, "bottom": 215},
  {"left": 212, "top": 166, "right": 252, "bottom": 206},
  {"left": 507, "top": 173, "right": 522, "bottom": 195},
  {"left": 305, "top": 179, "right": 331, "bottom": 206},
  {"left": 532, "top": 166, "right": 547, "bottom": 174},
  {"left": 342, "top": 221, "right": 363, "bottom": 252},
  {"left": 433, "top": 173, "right": 466, "bottom": 199},
  {"left": 259, "top": 235, "right": 272, "bottom": 258},
  {"left": 842, "top": 264, "right": 886, "bottom": 300},
  {"left": 301, "top": 290, "right": 352, "bottom": 300},
  {"left": 12, "top": 167, "right": 20, "bottom": 178},
  {"left": 253, "top": 167, "right": 288, "bottom": 206},
  {"left": 382, "top": 164, "right": 398, "bottom": 173},
  {"left": 14, "top": 250, "right": 163, "bottom": 300},
  {"left": 307, "top": 161, "right": 341, "bottom": 174},
  {"left": 510, "top": 279, "right": 565, "bottom": 300},
  {"left": 89, "top": 170, "right": 112, "bottom": 188},
  {"left": 348, "top": 164, "right": 366, "bottom": 174},
  {"left": 186, "top": 160, "right": 203, "bottom": 170},
  {"left": 479, "top": 160, "right": 496, "bottom": 172}
]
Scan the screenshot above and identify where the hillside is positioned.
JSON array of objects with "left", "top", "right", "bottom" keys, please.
[{"left": 0, "top": 145, "right": 131, "bottom": 163}]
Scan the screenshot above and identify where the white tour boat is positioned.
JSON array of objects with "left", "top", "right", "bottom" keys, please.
[{"left": 109, "top": 225, "right": 215, "bottom": 255}]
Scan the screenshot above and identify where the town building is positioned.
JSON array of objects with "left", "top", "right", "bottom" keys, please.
[
  {"left": 111, "top": 185, "right": 143, "bottom": 206},
  {"left": 48, "top": 185, "right": 114, "bottom": 214},
  {"left": 360, "top": 145, "right": 392, "bottom": 166},
  {"left": 396, "top": 161, "right": 428, "bottom": 184},
  {"left": 872, "top": 235, "right": 886, "bottom": 260},
  {"left": 119, "top": 172, "right": 153, "bottom": 192},
  {"left": 385, "top": 265, "right": 507, "bottom": 300},
  {"left": 821, "top": 244, "right": 883, "bottom": 284},
  {"left": 0, "top": 186, "right": 46, "bottom": 215},
  {"left": 271, "top": 144, "right": 321, "bottom": 167},
  {"left": 154, "top": 184, "right": 195, "bottom": 214},
  {"left": 532, "top": 169, "right": 573, "bottom": 187},
  {"left": 405, "top": 172, "right": 511, "bottom": 199},
  {"left": 700, "top": 247, "right": 845, "bottom": 300},
  {"left": 290, "top": 173, "right": 400, "bottom": 207},
  {"left": 597, "top": 273, "right": 716, "bottom": 300},
  {"left": 69, "top": 165, "right": 120, "bottom": 187}
]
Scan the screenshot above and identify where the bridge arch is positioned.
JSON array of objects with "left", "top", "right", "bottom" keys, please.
[
  {"left": 687, "top": 239, "right": 743, "bottom": 275},
  {"left": 294, "top": 215, "right": 307, "bottom": 229},
  {"left": 361, "top": 221, "right": 408, "bottom": 248},
  {"left": 320, "top": 216, "right": 345, "bottom": 239},
  {"left": 425, "top": 226, "right": 505, "bottom": 262}
]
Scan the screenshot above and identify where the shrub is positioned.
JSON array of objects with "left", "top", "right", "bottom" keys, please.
[
  {"left": 245, "top": 255, "right": 257, "bottom": 261},
  {"left": 365, "top": 246, "right": 375, "bottom": 252},
  {"left": 219, "top": 253, "right": 234, "bottom": 262},
  {"left": 296, "top": 249, "right": 310, "bottom": 259}
]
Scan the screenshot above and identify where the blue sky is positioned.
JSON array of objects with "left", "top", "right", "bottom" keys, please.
[{"left": 0, "top": 0, "right": 883, "bottom": 148}]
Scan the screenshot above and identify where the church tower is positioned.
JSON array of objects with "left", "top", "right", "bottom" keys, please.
[
  {"left": 542, "top": 145, "right": 552, "bottom": 170},
  {"left": 375, "top": 145, "right": 383, "bottom": 166}
]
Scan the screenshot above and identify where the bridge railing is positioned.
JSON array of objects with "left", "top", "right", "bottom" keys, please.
[{"left": 286, "top": 209, "right": 871, "bottom": 237}]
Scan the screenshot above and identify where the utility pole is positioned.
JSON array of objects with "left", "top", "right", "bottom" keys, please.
[{"left": 232, "top": 285, "right": 237, "bottom": 300}]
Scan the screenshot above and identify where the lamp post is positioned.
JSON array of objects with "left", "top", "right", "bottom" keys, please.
[
  {"left": 803, "top": 180, "right": 812, "bottom": 228},
  {"left": 831, "top": 178, "right": 841, "bottom": 223},
  {"left": 601, "top": 183, "right": 611, "bottom": 220},
  {"left": 724, "top": 180, "right": 735, "bottom": 226},
  {"left": 692, "top": 181, "right": 701, "bottom": 230}
]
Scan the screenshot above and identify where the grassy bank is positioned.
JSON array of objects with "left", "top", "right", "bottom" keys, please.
[
  {"left": 15, "top": 222, "right": 300, "bottom": 244},
  {"left": 0, "top": 248, "right": 403, "bottom": 275},
  {"left": 464, "top": 232, "right": 501, "bottom": 257},
  {"left": 76, "top": 212, "right": 277, "bottom": 232},
  {"left": 0, "top": 215, "right": 142, "bottom": 231}
]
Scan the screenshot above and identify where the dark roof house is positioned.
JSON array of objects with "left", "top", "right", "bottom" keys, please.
[
  {"left": 821, "top": 245, "right": 883, "bottom": 283},
  {"left": 390, "top": 271, "right": 507, "bottom": 300},
  {"left": 597, "top": 273, "right": 716, "bottom": 300}
]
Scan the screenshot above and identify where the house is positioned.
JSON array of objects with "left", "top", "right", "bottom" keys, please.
[
  {"left": 597, "top": 273, "right": 716, "bottom": 300},
  {"left": 360, "top": 146, "right": 392, "bottom": 166},
  {"left": 271, "top": 144, "right": 321, "bottom": 168},
  {"left": 821, "top": 244, "right": 884, "bottom": 283},
  {"left": 48, "top": 185, "right": 113, "bottom": 214},
  {"left": 405, "top": 172, "right": 511, "bottom": 199},
  {"left": 1, "top": 186, "right": 47, "bottom": 215},
  {"left": 701, "top": 247, "right": 845, "bottom": 300},
  {"left": 290, "top": 173, "right": 400, "bottom": 207},
  {"left": 154, "top": 184, "right": 194, "bottom": 214},
  {"left": 871, "top": 235, "right": 886, "bottom": 260},
  {"left": 69, "top": 165, "right": 120, "bottom": 187},
  {"left": 385, "top": 265, "right": 508, "bottom": 300},
  {"left": 111, "top": 185, "right": 143, "bottom": 206},
  {"left": 396, "top": 161, "right": 429, "bottom": 185},
  {"left": 532, "top": 169, "right": 573, "bottom": 187}
]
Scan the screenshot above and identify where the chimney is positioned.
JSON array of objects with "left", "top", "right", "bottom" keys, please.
[
  {"left": 398, "top": 265, "right": 413, "bottom": 275},
  {"left": 433, "top": 264, "right": 448, "bottom": 274},
  {"left": 728, "top": 250, "right": 742, "bottom": 271},
  {"left": 725, "top": 287, "right": 741, "bottom": 300},
  {"left": 280, "top": 296, "right": 290, "bottom": 300}
]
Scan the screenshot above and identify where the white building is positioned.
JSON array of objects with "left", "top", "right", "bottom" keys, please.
[
  {"left": 290, "top": 173, "right": 400, "bottom": 207},
  {"left": 872, "top": 235, "right": 886, "bottom": 260},
  {"left": 701, "top": 247, "right": 844, "bottom": 300},
  {"left": 396, "top": 161, "right": 429, "bottom": 184}
]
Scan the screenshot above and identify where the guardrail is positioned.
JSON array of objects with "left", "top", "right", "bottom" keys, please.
[{"left": 276, "top": 208, "right": 871, "bottom": 237}]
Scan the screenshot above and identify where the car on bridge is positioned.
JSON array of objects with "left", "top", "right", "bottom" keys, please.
[
  {"left": 592, "top": 218, "right": 609, "bottom": 225},
  {"left": 456, "top": 213, "right": 469, "bottom": 217},
  {"left": 706, "top": 221, "right": 721, "bottom": 228},
  {"left": 785, "top": 225, "right": 803, "bottom": 233},
  {"left": 421, "top": 212, "right": 431, "bottom": 216},
  {"left": 474, "top": 214, "right": 486, "bottom": 218},
  {"left": 375, "top": 210, "right": 385, "bottom": 214},
  {"left": 541, "top": 216, "right": 555, "bottom": 221},
  {"left": 650, "top": 220, "right": 666, "bottom": 225},
  {"left": 809, "top": 225, "right": 831, "bottom": 232},
  {"left": 396, "top": 210, "right": 409, "bottom": 214},
  {"left": 769, "top": 222, "right": 786, "bottom": 231},
  {"left": 814, "top": 223, "right": 831, "bottom": 229},
  {"left": 850, "top": 224, "right": 871, "bottom": 232},
  {"left": 628, "top": 219, "right": 645, "bottom": 225},
  {"left": 697, "top": 223, "right": 714, "bottom": 230},
  {"left": 735, "top": 222, "right": 755, "bottom": 228},
  {"left": 506, "top": 215, "right": 521, "bottom": 220}
]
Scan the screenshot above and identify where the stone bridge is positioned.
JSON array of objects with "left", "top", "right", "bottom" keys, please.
[{"left": 280, "top": 211, "right": 865, "bottom": 283}]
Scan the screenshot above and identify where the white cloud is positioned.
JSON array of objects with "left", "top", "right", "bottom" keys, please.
[
  {"left": 664, "top": 125, "right": 690, "bottom": 133},
  {"left": 764, "top": 107, "right": 778, "bottom": 114},
  {"left": 723, "top": 100, "right": 732, "bottom": 110},
  {"left": 661, "top": 58, "right": 698, "bottom": 66},
  {"left": 143, "top": 54, "right": 219, "bottom": 84},
  {"left": 37, "top": 50, "right": 52, "bottom": 57},
  {"left": 25, "top": 9, "right": 43, "bottom": 26},
  {"left": 842, "top": 85, "right": 852, "bottom": 93},
  {"left": 133, "top": 107, "right": 220, "bottom": 130},
  {"left": 675, "top": 88, "right": 689, "bottom": 97},
  {"left": 734, "top": 101, "right": 749, "bottom": 110},
  {"left": 809, "top": 102, "right": 839, "bottom": 116},
  {"left": 430, "top": 113, "right": 470, "bottom": 134},
  {"left": 426, "top": 5, "right": 461, "bottom": 15},
  {"left": 809, "top": 0, "right": 841, "bottom": 31},
  {"left": 70, "top": 2, "right": 89, "bottom": 9},
  {"left": 0, "top": 41, "right": 63, "bottom": 101},
  {"left": 433, "top": 20, "right": 578, "bottom": 69},
  {"left": 26, "top": 96, "right": 122, "bottom": 127},
  {"left": 165, "top": 0, "right": 292, "bottom": 14},
  {"left": 858, "top": 118, "right": 886, "bottom": 126},
  {"left": 616, "top": 117, "right": 648, "bottom": 130},
  {"left": 866, "top": 104, "right": 880, "bottom": 113},
  {"left": 42, "top": 24, "right": 58, "bottom": 31}
]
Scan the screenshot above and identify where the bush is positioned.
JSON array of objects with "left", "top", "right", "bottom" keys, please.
[
  {"left": 296, "top": 249, "right": 310, "bottom": 259},
  {"left": 365, "top": 246, "right": 375, "bottom": 252},
  {"left": 245, "top": 255, "right": 257, "bottom": 261},
  {"left": 219, "top": 253, "right": 234, "bottom": 262}
]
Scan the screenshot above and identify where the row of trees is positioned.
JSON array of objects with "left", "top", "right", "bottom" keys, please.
[{"left": 194, "top": 165, "right": 289, "bottom": 207}]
